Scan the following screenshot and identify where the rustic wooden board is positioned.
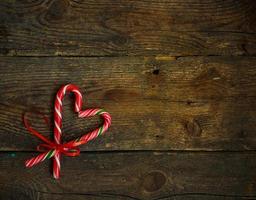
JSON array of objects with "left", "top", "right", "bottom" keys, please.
[
  {"left": 0, "top": 152, "right": 255, "bottom": 200},
  {"left": 1, "top": 0, "right": 256, "bottom": 56},
  {"left": 1, "top": 0, "right": 255, "bottom": 199},
  {"left": 0, "top": 56, "right": 255, "bottom": 151}
]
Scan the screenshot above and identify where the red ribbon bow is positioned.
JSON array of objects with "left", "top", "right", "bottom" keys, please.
[{"left": 23, "top": 111, "right": 80, "bottom": 158}]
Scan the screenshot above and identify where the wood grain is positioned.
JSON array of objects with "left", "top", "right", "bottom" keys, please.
[
  {"left": 0, "top": 152, "right": 255, "bottom": 200},
  {"left": 0, "top": 0, "right": 256, "bottom": 56},
  {"left": 0, "top": 56, "right": 255, "bottom": 151},
  {"left": 1, "top": 0, "right": 255, "bottom": 198}
]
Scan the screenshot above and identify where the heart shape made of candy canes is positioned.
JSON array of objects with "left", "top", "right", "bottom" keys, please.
[{"left": 24, "top": 84, "right": 111, "bottom": 179}]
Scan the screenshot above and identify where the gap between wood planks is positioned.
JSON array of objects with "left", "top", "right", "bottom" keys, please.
[
  {"left": 1, "top": 54, "right": 256, "bottom": 58},
  {"left": 1, "top": 150, "right": 256, "bottom": 153}
]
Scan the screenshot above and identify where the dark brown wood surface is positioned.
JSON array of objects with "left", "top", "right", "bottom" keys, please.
[
  {"left": 0, "top": 56, "right": 256, "bottom": 151},
  {"left": 0, "top": 152, "right": 256, "bottom": 199},
  {"left": 0, "top": 0, "right": 256, "bottom": 56},
  {"left": 0, "top": 0, "right": 256, "bottom": 199}
]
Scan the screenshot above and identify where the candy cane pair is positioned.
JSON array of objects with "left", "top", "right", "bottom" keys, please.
[{"left": 24, "top": 84, "right": 111, "bottom": 179}]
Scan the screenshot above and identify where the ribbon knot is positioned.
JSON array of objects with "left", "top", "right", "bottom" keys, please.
[
  {"left": 37, "top": 143, "right": 81, "bottom": 157},
  {"left": 24, "top": 84, "right": 111, "bottom": 179},
  {"left": 23, "top": 111, "right": 81, "bottom": 168}
]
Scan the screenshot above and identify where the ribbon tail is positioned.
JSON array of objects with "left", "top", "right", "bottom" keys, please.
[{"left": 25, "top": 149, "right": 56, "bottom": 168}]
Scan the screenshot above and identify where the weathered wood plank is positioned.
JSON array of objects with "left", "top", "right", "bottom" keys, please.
[
  {"left": 30, "top": 193, "right": 252, "bottom": 200},
  {"left": 0, "top": 56, "right": 255, "bottom": 151},
  {"left": 0, "top": 152, "right": 255, "bottom": 199},
  {"left": 0, "top": 0, "right": 256, "bottom": 56}
]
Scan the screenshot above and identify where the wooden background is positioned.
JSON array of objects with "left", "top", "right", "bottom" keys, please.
[{"left": 0, "top": 0, "right": 256, "bottom": 199}]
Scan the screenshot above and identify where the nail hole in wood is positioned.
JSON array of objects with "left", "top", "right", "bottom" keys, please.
[
  {"left": 187, "top": 100, "right": 193, "bottom": 105},
  {"left": 152, "top": 69, "right": 160, "bottom": 75}
]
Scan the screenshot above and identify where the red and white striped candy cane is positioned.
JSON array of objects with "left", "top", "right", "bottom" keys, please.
[
  {"left": 53, "top": 84, "right": 83, "bottom": 179},
  {"left": 24, "top": 84, "right": 111, "bottom": 179}
]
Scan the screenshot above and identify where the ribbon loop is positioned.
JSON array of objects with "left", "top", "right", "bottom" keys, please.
[
  {"left": 37, "top": 143, "right": 53, "bottom": 152},
  {"left": 59, "top": 144, "right": 80, "bottom": 157}
]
